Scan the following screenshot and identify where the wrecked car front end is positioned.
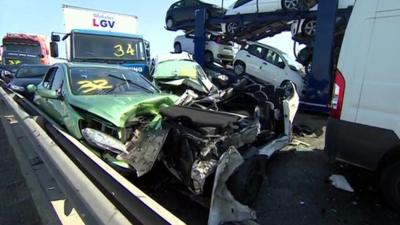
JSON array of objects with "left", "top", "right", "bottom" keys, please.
[{"left": 154, "top": 65, "right": 299, "bottom": 224}]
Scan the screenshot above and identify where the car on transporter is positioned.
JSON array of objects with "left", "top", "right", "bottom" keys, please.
[
  {"left": 233, "top": 41, "right": 305, "bottom": 95},
  {"left": 290, "top": 0, "right": 355, "bottom": 41},
  {"left": 173, "top": 31, "right": 234, "bottom": 65},
  {"left": 221, "top": 0, "right": 318, "bottom": 35},
  {"left": 165, "top": 0, "right": 225, "bottom": 31}
]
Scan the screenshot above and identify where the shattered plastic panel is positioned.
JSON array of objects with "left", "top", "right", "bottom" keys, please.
[
  {"left": 120, "top": 127, "right": 169, "bottom": 177},
  {"left": 208, "top": 147, "right": 257, "bottom": 225}
]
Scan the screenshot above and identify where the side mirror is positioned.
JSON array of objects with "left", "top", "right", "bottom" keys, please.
[
  {"left": 144, "top": 40, "right": 151, "bottom": 58},
  {"left": 277, "top": 61, "right": 285, "bottom": 69},
  {"left": 50, "top": 42, "right": 59, "bottom": 58},
  {"left": 51, "top": 34, "right": 60, "bottom": 42},
  {"left": 26, "top": 84, "right": 37, "bottom": 93},
  {"left": 37, "top": 88, "right": 58, "bottom": 99}
]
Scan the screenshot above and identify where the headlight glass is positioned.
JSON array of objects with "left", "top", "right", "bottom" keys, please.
[{"left": 81, "top": 128, "right": 128, "bottom": 154}]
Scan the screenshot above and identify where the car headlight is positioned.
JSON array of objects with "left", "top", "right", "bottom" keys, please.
[
  {"left": 81, "top": 128, "right": 128, "bottom": 154},
  {"left": 8, "top": 84, "right": 25, "bottom": 92}
]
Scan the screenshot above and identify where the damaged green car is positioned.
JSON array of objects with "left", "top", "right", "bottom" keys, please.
[{"left": 29, "top": 62, "right": 178, "bottom": 170}]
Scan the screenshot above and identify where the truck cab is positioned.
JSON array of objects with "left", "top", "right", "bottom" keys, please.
[
  {"left": 1, "top": 33, "right": 50, "bottom": 68},
  {"left": 51, "top": 29, "right": 151, "bottom": 79}
]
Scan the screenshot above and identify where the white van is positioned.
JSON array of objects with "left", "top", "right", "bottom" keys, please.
[{"left": 326, "top": 0, "right": 400, "bottom": 209}]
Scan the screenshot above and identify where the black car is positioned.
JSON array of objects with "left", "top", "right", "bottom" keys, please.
[
  {"left": 8, "top": 64, "right": 50, "bottom": 100},
  {"left": 165, "top": 0, "right": 225, "bottom": 31}
]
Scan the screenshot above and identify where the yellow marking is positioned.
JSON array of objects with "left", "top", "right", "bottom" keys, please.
[
  {"left": 179, "top": 68, "right": 197, "bottom": 79},
  {"left": 126, "top": 43, "right": 135, "bottom": 55},
  {"left": 7, "top": 59, "right": 22, "bottom": 65},
  {"left": 78, "top": 79, "right": 113, "bottom": 93},
  {"left": 113, "top": 44, "right": 125, "bottom": 57}
]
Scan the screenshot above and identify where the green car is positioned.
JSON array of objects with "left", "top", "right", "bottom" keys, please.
[{"left": 29, "top": 62, "right": 178, "bottom": 171}]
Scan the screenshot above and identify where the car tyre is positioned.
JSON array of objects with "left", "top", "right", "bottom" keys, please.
[
  {"left": 174, "top": 42, "right": 182, "bottom": 53},
  {"left": 302, "top": 19, "right": 317, "bottom": 37},
  {"left": 166, "top": 17, "right": 174, "bottom": 29},
  {"left": 380, "top": 161, "right": 400, "bottom": 211},
  {"left": 281, "top": 0, "right": 299, "bottom": 10},
  {"left": 226, "top": 22, "right": 239, "bottom": 35},
  {"left": 234, "top": 61, "right": 246, "bottom": 76},
  {"left": 204, "top": 51, "right": 214, "bottom": 64}
]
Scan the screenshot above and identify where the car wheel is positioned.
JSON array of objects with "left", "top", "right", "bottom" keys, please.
[
  {"left": 234, "top": 61, "right": 246, "bottom": 75},
  {"left": 302, "top": 19, "right": 317, "bottom": 37},
  {"left": 204, "top": 51, "right": 214, "bottom": 64},
  {"left": 166, "top": 17, "right": 174, "bottom": 29},
  {"left": 380, "top": 162, "right": 400, "bottom": 210},
  {"left": 226, "top": 155, "right": 268, "bottom": 206},
  {"left": 226, "top": 22, "right": 239, "bottom": 35},
  {"left": 281, "top": 0, "right": 299, "bottom": 10},
  {"left": 174, "top": 42, "right": 182, "bottom": 53}
]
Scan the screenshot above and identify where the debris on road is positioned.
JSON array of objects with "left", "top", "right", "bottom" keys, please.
[
  {"left": 293, "top": 123, "right": 323, "bottom": 138},
  {"left": 329, "top": 174, "right": 354, "bottom": 193}
]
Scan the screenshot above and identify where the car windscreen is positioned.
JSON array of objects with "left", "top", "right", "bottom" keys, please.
[
  {"left": 4, "top": 44, "right": 41, "bottom": 54},
  {"left": 73, "top": 33, "right": 146, "bottom": 63},
  {"left": 153, "top": 60, "right": 216, "bottom": 92},
  {"left": 69, "top": 67, "right": 157, "bottom": 95},
  {"left": 16, "top": 67, "right": 49, "bottom": 78},
  {"left": 3, "top": 56, "right": 41, "bottom": 67},
  {"left": 153, "top": 60, "right": 208, "bottom": 80}
]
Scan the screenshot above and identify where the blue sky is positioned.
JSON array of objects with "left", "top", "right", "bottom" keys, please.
[{"left": 0, "top": 0, "right": 298, "bottom": 59}]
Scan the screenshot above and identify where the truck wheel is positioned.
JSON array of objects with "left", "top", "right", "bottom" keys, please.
[
  {"left": 380, "top": 162, "right": 400, "bottom": 211},
  {"left": 174, "top": 42, "right": 182, "bottom": 53},
  {"left": 234, "top": 61, "right": 246, "bottom": 76},
  {"left": 226, "top": 155, "right": 268, "bottom": 206}
]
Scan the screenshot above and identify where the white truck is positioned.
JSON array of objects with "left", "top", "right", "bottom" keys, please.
[{"left": 326, "top": 0, "right": 400, "bottom": 210}]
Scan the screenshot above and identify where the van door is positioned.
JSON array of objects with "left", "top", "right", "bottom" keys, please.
[
  {"left": 355, "top": 2, "right": 400, "bottom": 136},
  {"left": 47, "top": 66, "right": 67, "bottom": 125}
]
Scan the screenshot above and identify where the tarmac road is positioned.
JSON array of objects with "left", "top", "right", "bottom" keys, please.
[{"left": 256, "top": 112, "right": 400, "bottom": 225}]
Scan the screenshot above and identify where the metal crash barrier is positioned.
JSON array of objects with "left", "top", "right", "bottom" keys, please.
[{"left": 0, "top": 85, "right": 186, "bottom": 225}]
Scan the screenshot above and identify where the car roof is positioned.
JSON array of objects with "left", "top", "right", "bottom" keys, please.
[{"left": 246, "top": 41, "right": 287, "bottom": 55}]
